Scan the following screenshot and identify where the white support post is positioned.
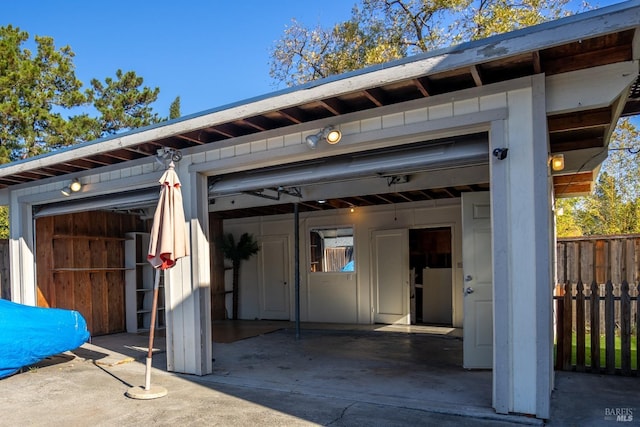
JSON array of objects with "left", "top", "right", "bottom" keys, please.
[
  {"left": 489, "top": 119, "right": 510, "bottom": 415},
  {"left": 9, "top": 197, "right": 36, "bottom": 305},
  {"left": 532, "top": 74, "right": 553, "bottom": 420},
  {"left": 164, "top": 164, "right": 212, "bottom": 375},
  {"left": 490, "top": 75, "right": 553, "bottom": 418}
]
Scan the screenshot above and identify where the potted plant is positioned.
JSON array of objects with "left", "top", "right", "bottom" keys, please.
[{"left": 219, "top": 232, "right": 259, "bottom": 320}]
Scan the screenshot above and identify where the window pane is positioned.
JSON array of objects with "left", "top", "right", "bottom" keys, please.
[{"left": 309, "top": 227, "right": 354, "bottom": 272}]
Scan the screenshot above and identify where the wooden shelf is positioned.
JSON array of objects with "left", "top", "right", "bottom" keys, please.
[
  {"left": 126, "top": 232, "right": 165, "bottom": 333},
  {"left": 53, "top": 267, "right": 128, "bottom": 272},
  {"left": 52, "top": 234, "right": 130, "bottom": 241}
]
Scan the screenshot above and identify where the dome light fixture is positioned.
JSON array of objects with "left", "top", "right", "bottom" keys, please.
[{"left": 305, "top": 126, "right": 342, "bottom": 149}]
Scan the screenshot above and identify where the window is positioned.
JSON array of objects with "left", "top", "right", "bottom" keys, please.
[{"left": 309, "top": 227, "right": 354, "bottom": 272}]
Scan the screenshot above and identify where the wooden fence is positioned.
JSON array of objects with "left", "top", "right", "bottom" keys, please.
[{"left": 556, "top": 235, "right": 640, "bottom": 375}]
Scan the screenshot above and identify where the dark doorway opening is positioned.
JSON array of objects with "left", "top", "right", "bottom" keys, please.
[{"left": 410, "top": 227, "right": 452, "bottom": 326}]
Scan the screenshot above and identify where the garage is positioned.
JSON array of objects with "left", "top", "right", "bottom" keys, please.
[
  {"left": 208, "top": 133, "right": 489, "bottom": 332},
  {"left": 2, "top": 4, "right": 639, "bottom": 419}
]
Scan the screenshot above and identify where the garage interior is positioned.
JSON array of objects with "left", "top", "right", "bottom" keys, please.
[{"left": 32, "top": 139, "right": 487, "bottom": 335}]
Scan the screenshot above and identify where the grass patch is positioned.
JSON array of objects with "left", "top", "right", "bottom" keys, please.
[{"left": 555, "top": 334, "right": 638, "bottom": 370}]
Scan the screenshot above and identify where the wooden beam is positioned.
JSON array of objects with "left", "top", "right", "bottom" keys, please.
[
  {"left": 413, "top": 77, "right": 431, "bottom": 96},
  {"left": 553, "top": 172, "right": 593, "bottom": 185},
  {"left": 363, "top": 89, "right": 384, "bottom": 107},
  {"left": 554, "top": 182, "right": 593, "bottom": 196},
  {"left": 550, "top": 137, "right": 604, "bottom": 152},
  {"left": 548, "top": 108, "right": 611, "bottom": 133},
  {"left": 319, "top": 98, "right": 343, "bottom": 115},
  {"left": 176, "top": 134, "right": 206, "bottom": 145},
  {"left": 207, "top": 125, "right": 236, "bottom": 139},
  {"left": 239, "top": 118, "right": 268, "bottom": 132},
  {"left": 532, "top": 51, "right": 542, "bottom": 74},
  {"left": 470, "top": 65, "right": 483, "bottom": 87},
  {"left": 543, "top": 45, "right": 632, "bottom": 75},
  {"left": 237, "top": 118, "right": 267, "bottom": 132},
  {"left": 554, "top": 172, "right": 594, "bottom": 196},
  {"left": 277, "top": 107, "right": 304, "bottom": 124}
]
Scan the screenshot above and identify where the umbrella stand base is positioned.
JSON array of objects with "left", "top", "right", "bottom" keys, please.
[{"left": 125, "top": 385, "right": 168, "bottom": 400}]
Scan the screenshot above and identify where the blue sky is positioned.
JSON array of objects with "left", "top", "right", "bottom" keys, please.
[{"left": 2, "top": 0, "right": 628, "bottom": 118}]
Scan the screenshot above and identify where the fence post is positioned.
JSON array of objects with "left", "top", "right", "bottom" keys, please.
[
  {"left": 555, "top": 286, "right": 565, "bottom": 371},
  {"left": 620, "top": 281, "right": 631, "bottom": 375},
  {"left": 605, "top": 281, "right": 615, "bottom": 374},
  {"left": 562, "top": 281, "right": 573, "bottom": 371},
  {"left": 576, "top": 280, "right": 585, "bottom": 371},
  {"left": 636, "top": 282, "right": 639, "bottom": 376},
  {"left": 637, "top": 282, "right": 640, "bottom": 376},
  {"left": 590, "top": 281, "right": 600, "bottom": 373}
]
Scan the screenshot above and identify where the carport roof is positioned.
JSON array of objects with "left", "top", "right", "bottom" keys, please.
[{"left": 0, "top": 1, "right": 639, "bottom": 197}]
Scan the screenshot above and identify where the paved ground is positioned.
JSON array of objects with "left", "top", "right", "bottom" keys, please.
[{"left": 1, "top": 323, "right": 638, "bottom": 426}]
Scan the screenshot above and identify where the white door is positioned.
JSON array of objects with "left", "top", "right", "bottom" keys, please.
[
  {"left": 372, "top": 229, "right": 409, "bottom": 324},
  {"left": 259, "top": 235, "right": 290, "bottom": 320},
  {"left": 462, "top": 192, "right": 493, "bottom": 369}
]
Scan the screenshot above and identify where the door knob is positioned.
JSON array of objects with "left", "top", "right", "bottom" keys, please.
[{"left": 465, "top": 287, "right": 474, "bottom": 295}]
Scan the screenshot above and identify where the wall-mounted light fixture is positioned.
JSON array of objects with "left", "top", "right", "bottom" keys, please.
[
  {"left": 551, "top": 153, "right": 565, "bottom": 171},
  {"left": 306, "top": 126, "right": 342, "bottom": 149},
  {"left": 61, "top": 178, "right": 82, "bottom": 196}
]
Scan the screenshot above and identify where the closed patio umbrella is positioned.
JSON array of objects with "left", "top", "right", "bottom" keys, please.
[{"left": 127, "top": 161, "right": 189, "bottom": 399}]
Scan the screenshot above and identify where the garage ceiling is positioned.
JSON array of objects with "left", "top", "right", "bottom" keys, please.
[{"left": 209, "top": 134, "right": 491, "bottom": 219}]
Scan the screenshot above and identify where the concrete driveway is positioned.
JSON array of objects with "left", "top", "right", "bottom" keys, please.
[{"left": 1, "top": 322, "right": 638, "bottom": 426}]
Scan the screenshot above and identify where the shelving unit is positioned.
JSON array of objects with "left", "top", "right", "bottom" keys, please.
[{"left": 125, "top": 232, "right": 165, "bottom": 333}]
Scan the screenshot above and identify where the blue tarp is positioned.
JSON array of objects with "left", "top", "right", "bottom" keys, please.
[
  {"left": 341, "top": 260, "right": 354, "bottom": 271},
  {"left": 0, "top": 299, "right": 90, "bottom": 378}
]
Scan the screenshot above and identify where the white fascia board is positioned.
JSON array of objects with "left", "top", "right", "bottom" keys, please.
[
  {"left": 191, "top": 108, "right": 506, "bottom": 177},
  {"left": 546, "top": 61, "right": 639, "bottom": 115},
  {"left": 0, "top": 2, "right": 637, "bottom": 180}
]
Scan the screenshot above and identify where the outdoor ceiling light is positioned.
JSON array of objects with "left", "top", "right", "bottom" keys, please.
[
  {"left": 551, "top": 153, "right": 565, "bottom": 171},
  {"left": 69, "top": 178, "right": 82, "bottom": 192},
  {"left": 61, "top": 178, "right": 82, "bottom": 196},
  {"left": 325, "top": 127, "right": 341, "bottom": 144},
  {"left": 305, "top": 126, "right": 342, "bottom": 149}
]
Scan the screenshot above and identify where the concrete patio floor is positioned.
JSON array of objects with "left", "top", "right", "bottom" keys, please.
[{"left": 1, "top": 321, "right": 638, "bottom": 426}]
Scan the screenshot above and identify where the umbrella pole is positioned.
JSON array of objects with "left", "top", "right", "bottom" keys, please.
[
  {"left": 126, "top": 269, "right": 167, "bottom": 399},
  {"left": 145, "top": 269, "right": 161, "bottom": 389}
]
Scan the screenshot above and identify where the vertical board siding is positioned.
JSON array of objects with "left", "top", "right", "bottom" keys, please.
[
  {"left": 555, "top": 235, "right": 640, "bottom": 376},
  {"left": 33, "top": 211, "right": 145, "bottom": 336}
]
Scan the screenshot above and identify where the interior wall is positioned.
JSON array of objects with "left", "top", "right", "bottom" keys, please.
[{"left": 223, "top": 198, "right": 463, "bottom": 326}]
